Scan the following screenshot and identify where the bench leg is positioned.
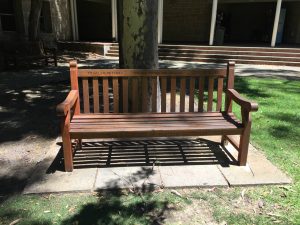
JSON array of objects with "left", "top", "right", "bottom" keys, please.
[
  {"left": 221, "top": 135, "right": 227, "bottom": 146},
  {"left": 54, "top": 56, "right": 57, "bottom": 67},
  {"left": 75, "top": 139, "right": 82, "bottom": 150},
  {"left": 78, "top": 139, "right": 82, "bottom": 149},
  {"left": 238, "top": 122, "right": 251, "bottom": 166},
  {"left": 61, "top": 118, "right": 73, "bottom": 172}
]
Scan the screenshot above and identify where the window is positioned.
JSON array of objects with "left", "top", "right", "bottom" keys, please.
[
  {"left": 40, "top": 1, "right": 52, "bottom": 33},
  {"left": 0, "top": 0, "right": 16, "bottom": 31}
]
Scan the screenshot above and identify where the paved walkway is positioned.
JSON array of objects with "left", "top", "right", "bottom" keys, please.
[
  {"left": 24, "top": 136, "right": 291, "bottom": 194},
  {"left": 158, "top": 60, "right": 300, "bottom": 80}
]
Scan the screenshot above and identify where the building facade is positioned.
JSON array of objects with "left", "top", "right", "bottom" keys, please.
[
  {"left": 1, "top": 0, "right": 300, "bottom": 47},
  {"left": 0, "top": 0, "right": 72, "bottom": 42}
]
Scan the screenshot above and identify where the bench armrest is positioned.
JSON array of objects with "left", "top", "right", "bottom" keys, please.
[
  {"left": 226, "top": 89, "right": 258, "bottom": 112},
  {"left": 56, "top": 90, "right": 79, "bottom": 116}
]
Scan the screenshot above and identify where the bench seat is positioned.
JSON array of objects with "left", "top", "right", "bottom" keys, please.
[{"left": 70, "top": 112, "right": 243, "bottom": 139}]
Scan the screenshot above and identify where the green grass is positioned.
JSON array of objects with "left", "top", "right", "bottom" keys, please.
[
  {"left": 0, "top": 76, "right": 299, "bottom": 225},
  {"left": 0, "top": 191, "right": 189, "bottom": 225},
  {"left": 227, "top": 76, "right": 300, "bottom": 224},
  {"left": 234, "top": 77, "right": 300, "bottom": 176}
]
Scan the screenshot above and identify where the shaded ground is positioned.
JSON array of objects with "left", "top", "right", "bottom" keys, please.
[{"left": 0, "top": 52, "right": 299, "bottom": 196}]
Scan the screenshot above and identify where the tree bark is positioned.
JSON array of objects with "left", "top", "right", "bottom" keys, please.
[
  {"left": 117, "top": 0, "right": 159, "bottom": 112},
  {"left": 28, "top": 0, "right": 43, "bottom": 41}
]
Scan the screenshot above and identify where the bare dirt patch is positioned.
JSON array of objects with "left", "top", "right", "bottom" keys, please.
[{"left": 164, "top": 199, "right": 217, "bottom": 225}]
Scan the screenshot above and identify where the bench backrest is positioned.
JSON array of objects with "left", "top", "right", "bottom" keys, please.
[{"left": 70, "top": 61, "right": 235, "bottom": 113}]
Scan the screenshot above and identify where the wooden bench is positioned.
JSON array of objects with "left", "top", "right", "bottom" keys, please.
[{"left": 57, "top": 61, "right": 258, "bottom": 172}]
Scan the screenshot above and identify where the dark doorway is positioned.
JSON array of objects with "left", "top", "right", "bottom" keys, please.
[
  {"left": 217, "top": 2, "right": 276, "bottom": 45},
  {"left": 282, "top": 1, "right": 300, "bottom": 46},
  {"left": 76, "top": 0, "right": 112, "bottom": 42}
]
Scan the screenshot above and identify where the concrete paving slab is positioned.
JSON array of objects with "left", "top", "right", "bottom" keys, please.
[
  {"left": 94, "top": 166, "right": 163, "bottom": 190},
  {"left": 24, "top": 168, "right": 97, "bottom": 194},
  {"left": 218, "top": 141, "right": 292, "bottom": 186},
  {"left": 159, "top": 165, "right": 228, "bottom": 187},
  {"left": 95, "top": 165, "right": 228, "bottom": 190},
  {"left": 24, "top": 137, "right": 97, "bottom": 194}
]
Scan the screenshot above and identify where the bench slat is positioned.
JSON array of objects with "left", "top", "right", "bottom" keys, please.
[
  {"left": 71, "top": 123, "right": 240, "bottom": 129},
  {"left": 70, "top": 127, "right": 243, "bottom": 139},
  {"left": 161, "top": 77, "right": 167, "bottom": 112},
  {"left": 74, "top": 112, "right": 236, "bottom": 118},
  {"left": 72, "top": 117, "right": 240, "bottom": 124},
  {"left": 71, "top": 114, "right": 240, "bottom": 122},
  {"left": 71, "top": 122, "right": 241, "bottom": 130},
  {"left": 82, "top": 78, "right": 90, "bottom": 113},
  {"left": 92, "top": 78, "right": 99, "bottom": 113},
  {"left": 189, "top": 78, "right": 195, "bottom": 112},
  {"left": 225, "top": 62, "right": 235, "bottom": 112},
  {"left": 132, "top": 78, "right": 138, "bottom": 113},
  {"left": 71, "top": 115, "right": 240, "bottom": 124},
  {"left": 78, "top": 68, "right": 228, "bottom": 78},
  {"left": 198, "top": 77, "right": 204, "bottom": 112},
  {"left": 171, "top": 77, "right": 176, "bottom": 112},
  {"left": 207, "top": 77, "right": 214, "bottom": 112},
  {"left": 152, "top": 77, "right": 157, "bottom": 112},
  {"left": 122, "top": 78, "right": 128, "bottom": 113},
  {"left": 142, "top": 78, "right": 148, "bottom": 112},
  {"left": 217, "top": 78, "right": 224, "bottom": 111},
  {"left": 180, "top": 78, "right": 186, "bottom": 112},
  {"left": 113, "top": 78, "right": 119, "bottom": 113},
  {"left": 103, "top": 77, "right": 109, "bottom": 113}
]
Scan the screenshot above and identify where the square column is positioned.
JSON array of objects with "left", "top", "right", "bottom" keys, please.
[
  {"left": 271, "top": 0, "right": 282, "bottom": 47},
  {"left": 209, "top": 0, "right": 218, "bottom": 46},
  {"left": 70, "top": 0, "right": 79, "bottom": 41},
  {"left": 158, "top": 0, "right": 164, "bottom": 44},
  {"left": 112, "top": 0, "right": 118, "bottom": 41}
]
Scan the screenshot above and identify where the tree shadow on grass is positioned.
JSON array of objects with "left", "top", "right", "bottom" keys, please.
[
  {"left": 265, "top": 112, "right": 300, "bottom": 141},
  {"left": 62, "top": 192, "right": 171, "bottom": 225},
  {"left": 237, "top": 67, "right": 300, "bottom": 81},
  {"left": 63, "top": 167, "right": 174, "bottom": 225},
  {"left": 234, "top": 77, "right": 271, "bottom": 99},
  {"left": 1, "top": 167, "right": 175, "bottom": 225}
]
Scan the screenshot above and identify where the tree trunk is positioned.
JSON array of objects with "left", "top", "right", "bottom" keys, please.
[
  {"left": 117, "top": 0, "right": 160, "bottom": 112},
  {"left": 28, "top": 0, "right": 43, "bottom": 41}
]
